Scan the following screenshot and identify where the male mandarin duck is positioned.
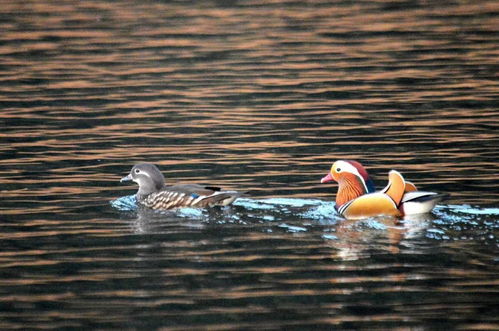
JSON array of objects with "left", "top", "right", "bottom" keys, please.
[
  {"left": 321, "top": 160, "right": 447, "bottom": 219},
  {"left": 121, "top": 163, "right": 245, "bottom": 210}
]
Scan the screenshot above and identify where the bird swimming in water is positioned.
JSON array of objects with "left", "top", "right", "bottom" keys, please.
[
  {"left": 321, "top": 160, "right": 448, "bottom": 219},
  {"left": 121, "top": 163, "right": 245, "bottom": 210}
]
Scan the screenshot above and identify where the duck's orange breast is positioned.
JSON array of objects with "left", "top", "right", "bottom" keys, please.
[{"left": 339, "top": 192, "right": 402, "bottom": 219}]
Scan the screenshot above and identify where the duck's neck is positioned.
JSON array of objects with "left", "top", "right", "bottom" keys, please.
[
  {"left": 136, "top": 187, "right": 159, "bottom": 202},
  {"left": 137, "top": 182, "right": 164, "bottom": 199},
  {"left": 336, "top": 175, "right": 366, "bottom": 207}
]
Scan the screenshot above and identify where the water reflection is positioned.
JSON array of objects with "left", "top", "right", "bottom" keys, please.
[{"left": 113, "top": 195, "right": 497, "bottom": 258}]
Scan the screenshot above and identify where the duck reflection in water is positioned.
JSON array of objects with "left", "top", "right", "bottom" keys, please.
[{"left": 327, "top": 213, "right": 435, "bottom": 260}]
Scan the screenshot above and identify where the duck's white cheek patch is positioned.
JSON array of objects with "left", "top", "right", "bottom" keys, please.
[{"left": 141, "top": 172, "right": 152, "bottom": 179}]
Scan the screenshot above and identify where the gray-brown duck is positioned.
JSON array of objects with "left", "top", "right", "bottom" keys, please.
[{"left": 120, "top": 163, "right": 245, "bottom": 210}]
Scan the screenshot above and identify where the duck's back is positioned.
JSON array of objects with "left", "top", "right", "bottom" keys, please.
[{"left": 139, "top": 184, "right": 243, "bottom": 210}]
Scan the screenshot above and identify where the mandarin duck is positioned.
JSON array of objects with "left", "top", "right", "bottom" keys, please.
[
  {"left": 321, "top": 160, "right": 447, "bottom": 219},
  {"left": 120, "top": 163, "right": 245, "bottom": 210}
]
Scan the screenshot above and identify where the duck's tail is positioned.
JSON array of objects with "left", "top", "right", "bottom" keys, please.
[
  {"left": 400, "top": 192, "right": 449, "bottom": 215},
  {"left": 197, "top": 191, "right": 247, "bottom": 207}
]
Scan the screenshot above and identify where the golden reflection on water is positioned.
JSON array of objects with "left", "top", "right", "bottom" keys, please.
[{"left": 0, "top": 1, "right": 497, "bottom": 328}]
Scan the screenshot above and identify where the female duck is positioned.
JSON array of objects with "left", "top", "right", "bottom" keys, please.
[{"left": 121, "top": 163, "right": 244, "bottom": 210}]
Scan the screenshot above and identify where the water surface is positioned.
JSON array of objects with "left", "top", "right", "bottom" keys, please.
[{"left": 0, "top": 0, "right": 498, "bottom": 329}]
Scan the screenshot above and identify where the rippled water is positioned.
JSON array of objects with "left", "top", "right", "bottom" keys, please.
[{"left": 1, "top": 0, "right": 498, "bottom": 329}]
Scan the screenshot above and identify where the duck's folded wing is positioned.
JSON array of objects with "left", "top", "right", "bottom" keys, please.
[
  {"left": 141, "top": 189, "right": 200, "bottom": 209},
  {"left": 401, "top": 191, "right": 449, "bottom": 203},
  {"left": 166, "top": 184, "right": 221, "bottom": 196},
  {"left": 197, "top": 190, "right": 246, "bottom": 207},
  {"left": 157, "top": 184, "right": 245, "bottom": 208}
]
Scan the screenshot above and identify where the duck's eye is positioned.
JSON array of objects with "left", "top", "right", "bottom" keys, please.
[
  {"left": 336, "top": 168, "right": 341, "bottom": 172},
  {"left": 134, "top": 169, "right": 140, "bottom": 174}
]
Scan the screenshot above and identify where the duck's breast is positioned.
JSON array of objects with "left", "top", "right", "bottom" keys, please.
[{"left": 339, "top": 192, "right": 401, "bottom": 219}]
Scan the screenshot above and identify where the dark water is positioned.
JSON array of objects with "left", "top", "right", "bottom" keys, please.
[{"left": 1, "top": 0, "right": 498, "bottom": 329}]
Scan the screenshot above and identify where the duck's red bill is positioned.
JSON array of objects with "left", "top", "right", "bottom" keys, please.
[{"left": 321, "top": 173, "right": 334, "bottom": 183}]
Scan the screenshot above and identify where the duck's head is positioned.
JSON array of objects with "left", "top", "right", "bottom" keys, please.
[
  {"left": 321, "top": 160, "right": 376, "bottom": 206},
  {"left": 121, "top": 163, "right": 165, "bottom": 196}
]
